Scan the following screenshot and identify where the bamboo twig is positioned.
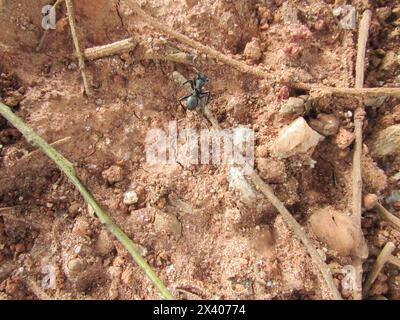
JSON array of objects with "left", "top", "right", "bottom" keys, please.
[
  {"left": 84, "top": 38, "right": 138, "bottom": 61},
  {"left": 84, "top": 38, "right": 195, "bottom": 65},
  {"left": 65, "top": 0, "right": 91, "bottom": 96},
  {"left": 142, "top": 51, "right": 195, "bottom": 65},
  {"left": 172, "top": 71, "right": 342, "bottom": 300},
  {"left": 375, "top": 203, "right": 400, "bottom": 230},
  {"left": 363, "top": 242, "right": 395, "bottom": 298},
  {"left": 352, "top": 10, "right": 372, "bottom": 301},
  {"left": 125, "top": 0, "right": 400, "bottom": 98},
  {"left": 0, "top": 101, "right": 174, "bottom": 300}
]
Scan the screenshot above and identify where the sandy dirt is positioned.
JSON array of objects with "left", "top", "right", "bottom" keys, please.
[{"left": 0, "top": 0, "right": 399, "bottom": 300}]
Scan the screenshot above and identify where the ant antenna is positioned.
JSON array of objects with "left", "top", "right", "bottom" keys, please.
[{"left": 192, "top": 66, "right": 200, "bottom": 74}]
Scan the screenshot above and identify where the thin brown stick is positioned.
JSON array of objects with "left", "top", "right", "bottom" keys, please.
[
  {"left": 352, "top": 9, "right": 372, "bottom": 301},
  {"left": 172, "top": 71, "right": 342, "bottom": 300},
  {"left": 375, "top": 203, "right": 400, "bottom": 230},
  {"left": 352, "top": 112, "right": 366, "bottom": 301},
  {"left": 297, "top": 84, "right": 400, "bottom": 98},
  {"left": 20, "top": 136, "right": 71, "bottom": 162},
  {"left": 65, "top": 0, "right": 91, "bottom": 96},
  {"left": 126, "top": 0, "right": 400, "bottom": 97},
  {"left": 355, "top": 11, "right": 372, "bottom": 89},
  {"left": 363, "top": 242, "right": 395, "bottom": 298}
]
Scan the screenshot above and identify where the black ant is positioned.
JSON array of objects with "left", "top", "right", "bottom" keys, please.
[{"left": 179, "top": 73, "right": 210, "bottom": 110}]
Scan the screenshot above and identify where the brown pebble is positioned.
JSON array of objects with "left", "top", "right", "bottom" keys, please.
[
  {"left": 333, "top": 128, "right": 355, "bottom": 149},
  {"left": 96, "top": 229, "right": 114, "bottom": 256},
  {"left": 256, "top": 158, "right": 286, "bottom": 183},
  {"left": 67, "top": 258, "right": 87, "bottom": 279},
  {"left": 314, "top": 19, "right": 325, "bottom": 31},
  {"left": 363, "top": 194, "right": 378, "bottom": 210},
  {"left": 393, "top": 201, "right": 400, "bottom": 211},
  {"left": 309, "top": 206, "right": 362, "bottom": 256},
  {"left": 156, "top": 197, "right": 167, "bottom": 209},
  {"left": 278, "top": 86, "right": 290, "bottom": 100},
  {"left": 4, "top": 279, "right": 20, "bottom": 295},
  {"left": 243, "top": 37, "right": 262, "bottom": 62},
  {"left": 68, "top": 203, "right": 81, "bottom": 217},
  {"left": 309, "top": 114, "right": 339, "bottom": 136},
  {"left": 136, "top": 185, "right": 146, "bottom": 198},
  {"left": 102, "top": 165, "right": 124, "bottom": 184},
  {"left": 72, "top": 217, "right": 92, "bottom": 237},
  {"left": 109, "top": 283, "right": 119, "bottom": 299},
  {"left": 361, "top": 156, "right": 388, "bottom": 193},
  {"left": 14, "top": 243, "right": 25, "bottom": 254},
  {"left": 370, "top": 274, "right": 389, "bottom": 296},
  {"left": 121, "top": 268, "right": 134, "bottom": 285},
  {"left": 130, "top": 207, "right": 155, "bottom": 226},
  {"left": 4, "top": 91, "right": 24, "bottom": 107},
  {"left": 154, "top": 211, "right": 181, "bottom": 238}
]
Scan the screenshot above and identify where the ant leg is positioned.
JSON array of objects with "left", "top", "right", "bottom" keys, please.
[
  {"left": 199, "top": 91, "right": 211, "bottom": 105},
  {"left": 182, "top": 80, "right": 194, "bottom": 90}
]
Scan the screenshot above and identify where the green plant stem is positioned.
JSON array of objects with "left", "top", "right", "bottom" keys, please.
[{"left": 0, "top": 102, "right": 174, "bottom": 300}]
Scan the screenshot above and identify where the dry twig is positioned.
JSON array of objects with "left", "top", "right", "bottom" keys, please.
[
  {"left": 65, "top": 0, "right": 91, "bottom": 96},
  {"left": 374, "top": 203, "right": 400, "bottom": 230},
  {"left": 352, "top": 10, "right": 372, "bottom": 300},
  {"left": 363, "top": 242, "right": 395, "bottom": 298}
]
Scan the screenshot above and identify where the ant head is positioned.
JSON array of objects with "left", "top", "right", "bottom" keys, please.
[{"left": 197, "top": 73, "right": 209, "bottom": 82}]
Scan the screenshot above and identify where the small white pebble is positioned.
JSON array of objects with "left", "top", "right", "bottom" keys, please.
[
  {"left": 123, "top": 191, "right": 138, "bottom": 205},
  {"left": 345, "top": 111, "right": 353, "bottom": 118},
  {"left": 74, "top": 245, "right": 82, "bottom": 254}
]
